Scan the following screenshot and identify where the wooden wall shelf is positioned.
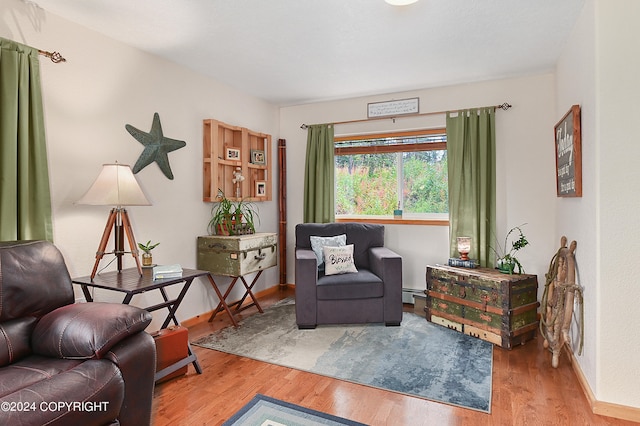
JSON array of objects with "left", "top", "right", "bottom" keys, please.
[{"left": 203, "top": 119, "right": 272, "bottom": 202}]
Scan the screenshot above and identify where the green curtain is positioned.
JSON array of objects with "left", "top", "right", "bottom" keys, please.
[
  {"left": 446, "top": 108, "right": 496, "bottom": 267},
  {"left": 0, "top": 38, "right": 53, "bottom": 241},
  {"left": 303, "top": 124, "right": 335, "bottom": 223}
]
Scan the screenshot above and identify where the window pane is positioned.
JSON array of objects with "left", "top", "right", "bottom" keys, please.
[
  {"left": 336, "top": 153, "right": 397, "bottom": 215},
  {"left": 335, "top": 129, "right": 448, "bottom": 219},
  {"left": 402, "top": 150, "right": 449, "bottom": 214}
]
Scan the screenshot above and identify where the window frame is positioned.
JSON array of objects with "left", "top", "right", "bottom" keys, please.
[{"left": 334, "top": 128, "right": 449, "bottom": 226}]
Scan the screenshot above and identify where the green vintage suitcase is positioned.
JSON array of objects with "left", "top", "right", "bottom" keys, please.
[
  {"left": 425, "top": 265, "right": 539, "bottom": 349},
  {"left": 197, "top": 233, "right": 277, "bottom": 277}
]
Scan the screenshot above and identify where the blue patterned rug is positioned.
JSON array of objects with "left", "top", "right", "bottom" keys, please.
[
  {"left": 223, "top": 394, "right": 366, "bottom": 426},
  {"left": 194, "top": 299, "right": 493, "bottom": 412}
]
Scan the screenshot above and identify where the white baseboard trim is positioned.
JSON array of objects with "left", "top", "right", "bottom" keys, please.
[{"left": 569, "top": 350, "right": 640, "bottom": 422}]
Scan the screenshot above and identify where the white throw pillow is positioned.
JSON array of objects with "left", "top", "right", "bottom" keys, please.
[
  {"left": 323, "top": 244, "right": 358, "bottom": 275},
  {"left": 310, "top": 234, "right": 347, "bottom": 269}
]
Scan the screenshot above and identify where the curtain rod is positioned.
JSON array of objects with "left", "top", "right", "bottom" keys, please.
[
  {"left": 38, "top": 49, "right": 66, "bottom": 63},
  {"left": 300, "top": 102, "right": 512, "bottom": 129}
]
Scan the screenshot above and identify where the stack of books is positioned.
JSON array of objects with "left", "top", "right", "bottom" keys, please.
[
  {"left": 152, "top": 264, "right": 183, "bottom": 280},
  {"left": 448, "top": 258, "right": 479, "bottom": 268}
]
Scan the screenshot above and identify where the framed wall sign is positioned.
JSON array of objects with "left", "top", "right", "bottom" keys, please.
[
  {"left": 554, "top": 105, "right": 582, "bottom": 197},
  {"left": 367, "top": 97, "right": 419, "bottom": 118}
]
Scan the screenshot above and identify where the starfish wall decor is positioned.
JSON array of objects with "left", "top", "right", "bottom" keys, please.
[{"left": 126, "top": 112, "right": 186, "bottom": 180}]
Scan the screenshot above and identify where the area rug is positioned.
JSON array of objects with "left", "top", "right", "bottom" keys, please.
[
  {"left": 223, "top": 394, "right": 366, "bottom": 426},
  {"left": 194, "top": 299, "right": 493, "bottom": 412}
]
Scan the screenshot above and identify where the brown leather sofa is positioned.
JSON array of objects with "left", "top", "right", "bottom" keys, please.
[
  {"left": 295, "top": 223, "right": 403, "bottom": 328},
  {"left": 0, "top": 240, "right": 156, "bottom": 426}
]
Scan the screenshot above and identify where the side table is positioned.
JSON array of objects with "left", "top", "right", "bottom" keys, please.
[
  {"left": 72, "top": 268, "right": 238, "bottom": 381},
  {"left": 197, "top": 233, "right": 278, "bottom": 323}
]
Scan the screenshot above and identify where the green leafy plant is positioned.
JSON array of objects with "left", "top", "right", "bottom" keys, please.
[
  {"left": 490, "top": 224, "right": 529, "bottom": 274},
  {"left": 208, "top": 189, "right": 259, "bottom": 235},
  {"left": 335, "top": 152, "right": 448, "bottom": 216},
  {"left": 138, "top": 240, "right": 160, "bottom": 254}
]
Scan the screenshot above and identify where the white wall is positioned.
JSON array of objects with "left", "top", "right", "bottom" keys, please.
[
  {"left": 596, "top": 0, "right": 640, "bottom": 408},
  {"left": 555, "top": 0, "right": 599, "bottom": 401},
  {"left": 0, "top": 0, "right": 280, "bottom": 331},
  {"left": 556, "top": 0, "right": 640, "bottom": 409},
  {"left": 280, "top": 74, "right": 558, "bottom": 295}
]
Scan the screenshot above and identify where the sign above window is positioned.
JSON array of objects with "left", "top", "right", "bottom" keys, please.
[{"left": 367, "top": 97, "right": 419, "bottom": 118}]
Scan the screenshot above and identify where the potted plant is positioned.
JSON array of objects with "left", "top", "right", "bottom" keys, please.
[
  {"left": 138, "top": 240, "right": 160, "bottom": 267},
  {"left": 491, "top": 224, "right": 529, "bottom": 274},
  {"left": 208, "top": 190, "right": 259, "bottom": 236}
]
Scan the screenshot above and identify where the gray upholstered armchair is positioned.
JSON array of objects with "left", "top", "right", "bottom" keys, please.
[{"left": 295, "top": 223, "right": 403, "bottom": 329}]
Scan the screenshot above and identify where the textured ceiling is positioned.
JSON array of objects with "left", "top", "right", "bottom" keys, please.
[{"left": 33, "top": 0, "right": 585, "bottom": 106}]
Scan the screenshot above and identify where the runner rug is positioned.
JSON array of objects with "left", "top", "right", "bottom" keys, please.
[
  {"left": 223, "top": 394, "right": 366, "bottom": 426},
  {"left": 193, "top": 299, "right": 493, "bottom": 412}
]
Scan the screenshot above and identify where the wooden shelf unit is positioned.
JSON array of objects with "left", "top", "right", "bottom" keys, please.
[{"left": 203, "top": 119, "right": 272, "bottom": 202}]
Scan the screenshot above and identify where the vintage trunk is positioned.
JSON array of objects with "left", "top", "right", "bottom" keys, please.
[
  {"left": 197, "top": 233, "right": 277, "bottom": 277},
  {"left": 425, "top": 265, "right": 539, "bottom": 349}
]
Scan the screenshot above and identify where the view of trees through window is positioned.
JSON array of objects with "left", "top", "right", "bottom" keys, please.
[{"left": 335, "top": 130, "right": 449, "bottom": 218}]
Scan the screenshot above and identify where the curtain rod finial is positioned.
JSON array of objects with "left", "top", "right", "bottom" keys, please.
[
  {"left": 38, "top": 49, "right": 66, "bottom": 63},
  {"left": 300, "top": 124, "right": 308, "bottom": 130},
  {"left": 497, "top": 103, "right": 512, "bottom": 111}
]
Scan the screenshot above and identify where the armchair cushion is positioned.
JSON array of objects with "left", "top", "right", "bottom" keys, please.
[
  {"left": 295, "top": 223, "right": 384, "bottom": 270},
  {"left": 32, "top": 302, "right": 152, "bottom": 360},
  {"left": 0, "top": 358, "right": 124, "bottom": 425},
  {"left": 323, "top": 244, "right": 358, "bottom": 275},
  {"left": 317, "top": 269, "right": 383, "bottom": 299},
  {"left": 310, "top": 234, "right": 346, "bottom": 269},
  {"left": 0, "top": 317, "right": 37, "bottom": 367},
  {"left": 0, "top": 241, "right": 74, "bottom": 321}
]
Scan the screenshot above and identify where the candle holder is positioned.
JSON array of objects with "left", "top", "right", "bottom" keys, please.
[{"left": 457, "top": 236, "right": 472, "bottom": 260}]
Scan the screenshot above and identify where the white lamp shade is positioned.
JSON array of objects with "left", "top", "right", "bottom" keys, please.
[
  {"left": 77, "top": 163, "right": 151, "bottom": 207},
  {"left": 385, "top": 0, "right": 418, "bottom": 5}
]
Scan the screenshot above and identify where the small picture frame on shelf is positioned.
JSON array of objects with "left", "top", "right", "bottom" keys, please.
[
  {"left": 225, "top": 147, "right": 241, "bottom": 161},
  {"left": 251, "top": 149, "right": 265, "bottom": 165},
  {"left": 255, "top": 181, "right": 266, "bottom": 197}
]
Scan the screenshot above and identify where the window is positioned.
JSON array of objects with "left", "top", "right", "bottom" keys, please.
[{"left": 335, "top": 129, "right": 448, "bottom": 223}]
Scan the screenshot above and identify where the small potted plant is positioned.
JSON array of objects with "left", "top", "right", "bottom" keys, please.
[
  {"left": 208, "top": 190, "right": 259, "bottom": 236},
  {"left": 138, "top": 240, "right": 160, "bottom": 267},
  {"left": 491, "top": 224, "right": 529, "bottom": 274}
]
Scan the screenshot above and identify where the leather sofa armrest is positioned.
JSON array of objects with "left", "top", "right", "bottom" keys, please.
[
  {"left": 105, "top": 332, "right": 156, "bottom": 426},
  {"left": 295, "top": 248, "right": 319, "bottom": 328},
  {"left": 32, "top": 302, "right": 152, "bottom": 359},
  {"left": 369, "top": 247, "right": 403, "bottom": 325}
]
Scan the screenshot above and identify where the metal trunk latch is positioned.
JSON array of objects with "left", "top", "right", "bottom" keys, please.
[{"left": 255, "top": 248, "right": 266, "bottom": 260}]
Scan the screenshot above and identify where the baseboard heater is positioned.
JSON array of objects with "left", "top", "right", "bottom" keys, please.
[{"left": 402, "top": 288, "right": 424, "bottom": 305}]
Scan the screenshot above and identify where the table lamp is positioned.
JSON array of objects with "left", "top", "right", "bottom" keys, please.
[{"left": 77, "top": 163, "right": 151, "bottom": 279}]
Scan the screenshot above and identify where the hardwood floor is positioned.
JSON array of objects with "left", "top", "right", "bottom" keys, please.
[{"left": 151, "top": 288, "right": 635, "bottom": 426}]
